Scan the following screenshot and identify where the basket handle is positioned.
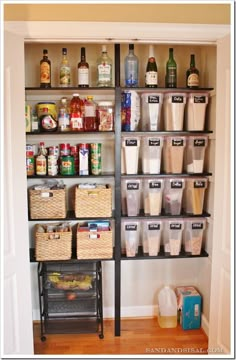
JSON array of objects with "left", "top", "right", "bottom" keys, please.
[
  {"left": 47, "top": 234, "right": 61, "bottom": 240},
  {"left": 87, "top": 190, "right": 99, "bottom": 196},
  {"left": 41, "top": 192, "right": 53, "bottom": 198},
  {"left": 89, "top": 232, "right": 100, "bottom": 239}
]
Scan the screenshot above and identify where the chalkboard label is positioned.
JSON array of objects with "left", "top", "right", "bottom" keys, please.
[
  {"left": 127, "top": 182, "right": 139, "bottom": 190},
  {"left": 194, "top": 180, "right": 206, "bottom": 188},
  {"left": 192, "top": 223, "right": 204, "bottom": 230},
  {"left": 171, "top": 180, "right": 183, "bottom": 189},
  {"left": 170, "top": 223, "right": 182, "bottom": 230},
  {"left": 172, "top": 139, "right": 184, "bottom": 146},
  {"left": 125, "top": 139, "right": 137, "bottom": 146},
  {"left": 149, "top": 139, "right": 160, "bottom": 146},
  {"left": 148, "top": 223, "right": 160, "bottom": 230},
  {"left": 149, "top": 181, "right": 161, "bottom": 189},
  {"left": 194, "top": 139, "right": 206, "bottom": 147},
  {"left": 148, "top": 95, "right": 160, "bottom": 103},
  {"left": 194, "top": 96, "right": 206, "bottom": 103},
  {"left": 172, "top": 95, "right": 184, "bottom": 103},
  {"left": 125, "top": 224, "right": 137, "bottom": 231}
]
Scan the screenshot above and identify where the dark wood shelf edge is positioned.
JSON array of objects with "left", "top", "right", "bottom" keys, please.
[
  {"left": 27, "top": 172, "right": 115, "bottom": 179},
  {"left": 121, "top": 211, "right": 211, "bottom": 219},
  {"left": 121, "top": 173, "right": 212, "bottom": 177}
]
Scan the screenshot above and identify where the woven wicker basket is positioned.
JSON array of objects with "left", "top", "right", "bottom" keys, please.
[
  {"left": 29, "top": 187, "right": 66, "bottom": 219},
  {"left": 75, "top": 185, "right": 112, "bottom": 218},
  {"left": 77, "top": 228, "right": 113, "bottom": 260},
  {"left": 35, "top": 224, "right": 72, "bottom": 261}
]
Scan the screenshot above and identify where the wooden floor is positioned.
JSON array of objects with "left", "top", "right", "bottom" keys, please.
[{"left": 34, "top": 318, "right": 208, "bottom": 355}]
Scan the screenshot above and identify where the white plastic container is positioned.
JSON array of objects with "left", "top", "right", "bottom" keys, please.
[
  {"left": 157, "top": 286, "right": 178, "bottom": 328},
  {"left": 163, "top": 93, "right": 187, "bottom": 131},
  {"left": 122, "top": 137, "right": 140, "bottom": 174},
  {"left": 142, "top": 220, "right": 162, "bottom": 256},
  {"left": 163, "top": 136, "right": 186, "bottom": 174},
  {"left": 122, "top": 220, "right": 140, "bottom": 257},
  {"left": 143, "top": 178, "right": 164, "bottom": 215},
  {"left": 184, "top": 178, "right": 208, "bottom": 215},
  {"left": 141, "top": 136, "right": 163, "bottom": 174},
  {"left": 185, "top": 136, "right": 208, "bottom": 173},
  {"left": 164, "top": 219, "right": 184, "bottom": 256},
  {"left": 184, "top": 218, "right": 206, "bottom": 255},
  {"left": 163, "top": 178, "right": 185, "bottom": 215},
  {"left": 141, "top": 93, "right": 163, "bottom": 131},
  {"left": 122, "top": 179, "right": 141, "bottom": 216},
  {"left": 186, "top": 93, "right": 209, "bottom": 131}
]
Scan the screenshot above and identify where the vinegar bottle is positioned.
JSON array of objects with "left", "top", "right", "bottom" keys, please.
[
  {"left": 40, "top": 49, "right": 51, "bottom": 88},
  {"left": 70, "top": 94, "right": 84, "bottom": 131},
  {"left": 59, "top": 48, "right": 71, "bottom": 87},
  {"left": 165, "top": 48, "right": 177, "bottom": 88},
  {"left": 186, "top": 54, "right": 199, "bottom": 89}
]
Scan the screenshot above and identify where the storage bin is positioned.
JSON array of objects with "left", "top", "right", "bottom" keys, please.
[
  {"left": 184, "top": 178, "right": 208, "bottom": 215},
  {"left": 76, "top": 225, "right": 113, "bottom": 259},
  {"left": 185, "top": 136, "right": 208, "bottom": 173},
  {"left": 35, "top": 223, "right": 72, "bottom": 261},
  {"left": 186, "top": 93, "right": 209, "bottom": 131},
  {"left": 122, "top": 220, "right": 140, "bottom": 257},
  {"left": 121, "top": 179, "right": 141, "bottom": 216},
  {"left": 29, "top": 186, "right": 66, "bottom": 219},
  {"left": 163, "top": 178, "right": 185, "bottom": 215},
  {"left": 163, "top": 136, "right": 186, "bottom": 174},
  {"left": 175, "top": 286, "right": 202, "bottom": 330},
  {"left": 163, "top": 93, "right": 187, "bottom": 130},
  {"left": 164, "top": 219, "right": 184, "bottom": 256},
  {"left": 141, "top": 93, "right": 163, "bottom": 131},
  {"left": 142, "top": 220, "right": 162, "bottom": 256},
  {"left": 141, "top": 136, "right": 163, "bottom": 174},
  {"left": 75, "top": 184, "right": 112, "bottom": 218},
  {"left": 122, "top": 137, "right": 140, "bottom": 174},
  {"left": 183, "top": 219, "right": 206, "bottom": 255},
  {"left": 143, "top": 179, "right": 164, "bottom": 215}
]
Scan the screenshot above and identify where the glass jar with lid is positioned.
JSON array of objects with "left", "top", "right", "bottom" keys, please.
[{"left": 97, "top": 101, "right": 114, "bottom": 131}]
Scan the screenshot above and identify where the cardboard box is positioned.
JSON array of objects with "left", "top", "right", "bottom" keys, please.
[{"left": 175, "top": 286, "right": 202, "bottom": 330}]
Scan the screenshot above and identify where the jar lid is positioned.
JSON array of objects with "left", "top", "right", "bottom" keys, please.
[{"left": 37, "top": 102, "right": 56, "bottom": 105}]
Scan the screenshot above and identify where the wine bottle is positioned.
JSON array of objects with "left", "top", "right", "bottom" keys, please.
[
  {"left": 125, "top": 44, "right": 139, "bottom": 87},
  {"left": 59, "top": 48, "right": 71, "bottom": 87},
  {"left": 40, "top": 49, "right": 51, "bottom": 88},
  {"left": 145, "top": 45, "right": 158, "bottom": 88},
  {"left": 97, "top": 45, "right": 112, "bottom": 87},
  {"left": 78, "top": 47, "right": 89, "bottom": 88},
  {"left": 186, "top": 54, "right": 199, "bottom": 89},
  {"left": 165, "top": 48, "right": 177, "bottom": 88}
]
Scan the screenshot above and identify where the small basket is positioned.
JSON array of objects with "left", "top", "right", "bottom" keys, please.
[
  {"left": 77, "top": 227, "right": 113, "bottom": 260},
  {"left": 35, "top": 224, "right": 72, "bottom": 261},
  {"left": 75, "top": 185, "right": 112, "bottom": 218},
  {"left": 29, "top": 187, "right": 66, "bottom": 219}
]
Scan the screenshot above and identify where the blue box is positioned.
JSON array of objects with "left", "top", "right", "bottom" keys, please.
[{"left": 175, "top": 286, "right": 202, "bottom": 330}]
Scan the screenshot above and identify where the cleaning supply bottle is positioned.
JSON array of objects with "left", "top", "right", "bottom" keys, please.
[{"left": 157, "top": 285, "right": 177, "bottom": 328}]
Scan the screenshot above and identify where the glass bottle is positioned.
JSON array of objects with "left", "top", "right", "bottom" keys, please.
[
  {"left": 145, "top": 45, "right": 158, "bottom": 88},
  {"left": 58, "top": 97, "right": 70, "bottom": 132},
  {"left": 97, "top": 45, "right": 113, "bottom": 87},
  {"left": 165, "top": 48, "right": 177, "bottom": 88},
  {"left": 125, "top": 44, "right": 139, "bottom": 87},
  {"left": 36, "top": 142, "right": 47, "bottom": 175},
  {"left": 78, "top": 47, "right": 89, "bottom": 88},
  {"left": 40, "top": 49, "right": 51, "bottom": 88},
  {"left": 70, "top": 93, "right": 84, "bottom": 131},
  {"left": 59, "top": 48, "right": 71, "bottom": 87},
  {"left": 186, "top": 54, "right": 199, "bottom": 89},
  {"left": 84, "top": 96, "right": 97, "bottom": 131}
]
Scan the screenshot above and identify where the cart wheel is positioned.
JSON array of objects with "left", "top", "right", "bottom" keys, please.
[
  {"left": 99, "top": 334, "right": 104, "bottom": 339},
  {"left": 41, "top": 336, "right": 46, "bottom": 342}
]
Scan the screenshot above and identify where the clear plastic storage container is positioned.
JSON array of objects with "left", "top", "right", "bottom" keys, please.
[
  {"left": 184, "top": 178, "right": 208, "bottom": 215},
  {"left": 164, "top": 219, "right": 184, "bottom": 256},
  {"left": 141, "top": 136, "right": 163, "bottom": 174},
  {"left": 185, "top": 136, "right": 208, "bottom": 173},
  {"left": 122, "top": 220, "right": 140, "bottom": 257},
  {"left": 143, "top": 178, "right": 164, "bottom": 215},
  {"left": 142, "top": 220, "right": 163, "bottom": 256},
  {"left": 183, "top": 218, "right": 206, "bottom": 255},
  {"left": 186, "top": 93, "right": 209, "bottom": 131},
  {"left": 141, "top": 93, "right": 163, "bottom": 131},
  {"left": 163, "top": 93, "right": 187, "bottom": 131},
  {"left": 163, "top": 136, "right": 186, "bottom": 174},
  {"left": 121, "top": 179, "right": 141, "bottom": 216},
  {"left": 163, "top": 178, "right": 185, "bottom": 215},
  {"left": 122, "top": 136, "right": 140, "bottom": 174}
]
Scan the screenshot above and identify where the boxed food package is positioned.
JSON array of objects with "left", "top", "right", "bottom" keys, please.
[
  {"left": 121, "top": 90, "right": 140, "bottom": 131},
  {"left": 175, "top": 286, "right": 202, "bottom": 330}
]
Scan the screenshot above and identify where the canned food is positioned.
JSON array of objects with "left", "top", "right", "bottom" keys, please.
[
  {"left": 37, "top": 102, "right": 57, "bottom": 120},
  {"left": 60, "top": 143, "right": 71, "bottom": 156},
  {"left": 60, "top": 155, "right": 75, "bottom": 175},
  {"left": 90, "top": 143, "right": 102, "bottom": 175}
]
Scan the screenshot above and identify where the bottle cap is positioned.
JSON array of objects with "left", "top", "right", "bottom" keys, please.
[
  {"left": 62, "top": 48, "right": 67, "bottom": 53},
  {"left": 73, "top": 93, "right": 79, "bottom": 97},
  {"left": 149, "top": 45, "right": 154, "bottom": 58},
  {"left": 129, "top": 44, "right": 134, "bottom": 50},
  {"left": 43, "top": 49, "right": 48, "bottom": 54}
]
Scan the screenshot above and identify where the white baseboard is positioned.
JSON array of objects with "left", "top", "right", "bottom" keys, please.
[{"left": 201, "top": 313, "right": 209, "bottom": 337}]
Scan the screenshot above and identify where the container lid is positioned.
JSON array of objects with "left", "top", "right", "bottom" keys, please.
[{"left": 37, "top": 102, "right": 56, "bottom": 105}]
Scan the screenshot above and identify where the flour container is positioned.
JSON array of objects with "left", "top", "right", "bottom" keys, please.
[
  {"left": 183, "top": 218, "right": 206, "bottom": 255},
  {"left": 163, "top": 178, "right": 185, "bottom": 215},
  {"left": 122, "top": 220, "right": 140, "bottom": 257},
  {"left": 164, "top": 219, "right": 184, "bottom": 256},
  {"left": 142, "top": 220, "right": 162, "bottom": 256},
  {"left": 122, "top": 179, "right": 141, "bottom": 216},
  {"left": 157, "top": 286, "right": 177, "bottom": 328},
  {"left": 141, "top": 93, "right": 163, "bottom": 131},
  {"left": 163, "top": 93, "right": 187, "bottom": 131},
  {"left": 184, "top": 178, "right": 208, "bottom": 215},
  {"left": 186, "top": 93, "right": 209, "bottom": 131},
  {"left": 185, "top": 136, "right": 208, "bottom": 173},
  {"left": 141, "top": 136, "right": 163, "bottom": 174},
  {"left": 163, "top": 136, "right": 186, "bottom": 174},
  {"left": 143, "top": 179, "right": 164, "bottom": 216},
  {"left": 122, "top": 137, "right": 140, "bottom": 174}
]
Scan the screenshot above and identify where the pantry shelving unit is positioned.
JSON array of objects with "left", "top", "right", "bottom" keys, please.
[{"left": 25, "top": 43, "right": 214, "bottom": 338}]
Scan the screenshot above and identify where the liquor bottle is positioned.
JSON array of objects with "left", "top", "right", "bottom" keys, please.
[
  {"left": 40, "top": 49, "right": 51, "bottom": 88},
  {"left": 59, "top": 48, "right": 71, "bottom": 87},
  {"left": 165, "top": 48, "right": 177, "bottom": 88},
  {"left": 145, "top": 45, "right": 158, "bottom": 88},
  {"left": 186, "top": 54, "right": 199, "bottom": 89},
  {"left": 97, "top": 45, "right": 113, "bottom": 87},
  {"left": 125, "top": 44, "right": 139, "bottom": 87},
  {"left": 36, "top": 142, "right": 47, "bottom": 175},
  {"left": 78, "top": 47, "right": 89, "bottom": 88}
]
